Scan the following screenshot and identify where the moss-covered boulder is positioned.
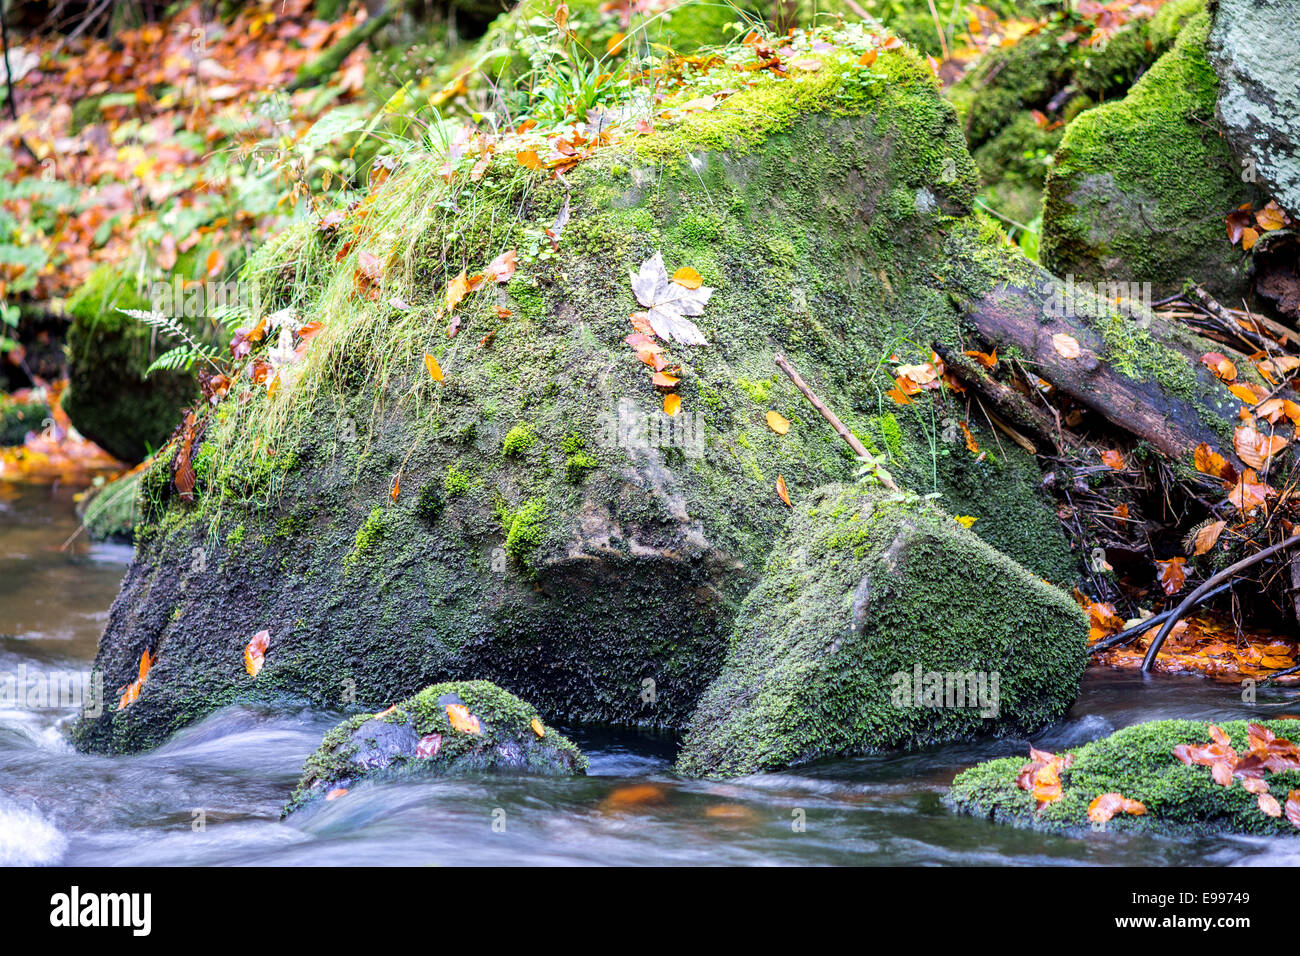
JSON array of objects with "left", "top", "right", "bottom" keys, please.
[
  {"left": 952, "top": 0, "right": 1203, "bottom": 229},
  {"left": 73, "top": 28, "right": 1078, "bottom": 755},
  {"left": 284, "top": 680, "right": 586, "bottom": 815},
  {"left": 948, "top": 718, "right": 1300, "bottom": 836},
  {"left": 1041, "top": 10, "right": 1261, "bottom": 299},
  {"left": 1207, "top": 0, "right": 1300, "bottom": 218},
  {"left": 676, "top": 484, "right": 1087, "bottom": 777},
  {"left": 62, "top": 267, "right": 196, "bottom": 464}
]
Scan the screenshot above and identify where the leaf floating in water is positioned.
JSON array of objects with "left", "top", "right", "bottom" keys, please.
[
  {"left": 445, "top": 703, "right": 482, "bottom": 735},
  {"left": 244, "top": 629, "right": 270, "bottom": 677}
]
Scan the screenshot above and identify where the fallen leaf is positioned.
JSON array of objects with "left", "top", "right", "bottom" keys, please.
[
  {"left": 1101, "top": 449, "right": 1126, "bottom": 470},
  {"left": 244, "top": 629, "right": 270, "bottom": 677},
  {"left": 445, "top": 703, "right": 482, "bottom": 735},
  {"left": 776, "top": 474, "right": 791, "bottom": 507},
  {"left": 1192, "top": 520, "right": 1226, "bottom": 556},
  {"left": 424, "top": 353, "right": 444, "bottom": 382},
  {"left": 416, "top": 733, "right": 443, "bottom": 758},
  {"left": 1155, "top": 557, "right": 1187, "bottom": 596},
  {"left": 1260, "top": 792, "right": 1283, "bottom": 817},
  {"left": 664, "top": 393, "right": 681, "bottom": 416},
  {"left": 530, "top": 718, "right": 545, "bottom": 738},
  {"left": 325, "top": 788, "right": 348, "bottom": 801},
  {"left": 766, "top": 410, "right": 790, "bottom": 435},
  {"left": 1052, "top": 333, "right": 1081, "bottom": 359},
  {"left": 630, "top": 252, "right": 712, "bottom": 345},
  {"left": 671, "top": 266, "right": 703, "bottom": 289},
  {"left": 1234, "top": 424, "right": 1287, "bottom": 470}
]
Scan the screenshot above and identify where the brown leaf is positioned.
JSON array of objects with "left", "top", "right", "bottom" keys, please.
[{"left": 776, "top": 474, "right": 791, "bottom": 508}]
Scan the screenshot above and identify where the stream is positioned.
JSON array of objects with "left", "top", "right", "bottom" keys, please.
[{"left": 3, "top": 481, "right": 1300, "bottom": 866}]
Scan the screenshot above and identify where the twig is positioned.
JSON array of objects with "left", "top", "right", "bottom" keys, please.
[
  {"left": 1142, "top": 533, "right": 1300, "bottom": 672},
  {"left": 1187, "top": 284, "right": 1280, "bottom": 356},
  {"left": 1088, "top": 580, "right": 1235, "bottom": 653},
  {"left": 774, "top": 352, "right": 899, "bottom": 491}
]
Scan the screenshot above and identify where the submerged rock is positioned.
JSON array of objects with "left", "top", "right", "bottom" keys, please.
[
  {"left": 675, "top": 484, "right": 1087, "bottom": 778},
  {"left": 1207, "top": 0, "right": 1300, "bottom": 218},
  {"left": 284, "top": 680, "right": 586, "bottom": 816},
  {"left": 947, "top": 718, "right": 1300, "bottom": 836},
  {"left": 74, "top": 28, "right": 1077, "bottom": 755},
  {"left": 1041, "top": 10, "right": 1261, "bottom": 299}
]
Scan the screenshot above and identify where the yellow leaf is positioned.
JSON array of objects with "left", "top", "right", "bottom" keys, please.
[
  {"left": 424, "top": 353, "right": 444, "bottom": 382},
  {"left": 766, "top": 410, "right": 790, "bottom": 435},
  {"left": 664, "top": 393, "right": 681, "bottom": 416},
  {"left": 671, "top": 266, "right": 703, "bottom": 289},
  {"left": 446, "top": 703, "right": 483, "bottom": 735},
  {"left": 445, "top": 270, "right": 470, "bottom": 312},
  {"left": 1052, "top": 333, "right": 1081, "bottom": 359},
  {"left": 954, "top": 515, "right": 978, "bottom": 528},
  {"left": 530, "top": 718, "right": 545, "bottom": 738}
]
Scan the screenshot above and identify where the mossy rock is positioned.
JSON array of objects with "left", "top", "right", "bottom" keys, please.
[
  {"left": 676, "top": 483, "right": 1087, "bottom": 777},
  {"left": 73, "top": 33, "right": 1076, "bottom": 755},
  {"left": 951, "top": 0, "right": 1204, "bottom": 229},
  {"left": 0, "top": 392, "right": 46, "bottom": 445},
  {"left": 1040, "top": 10, "right": 1261, "bottom": 299},
  {"left": 62, "top": 266, "right": 197, "bottom": 464},
  {"left": 947, "top": 718, "right": 1300, "bottom": 836},
  {"left": 284, "top": 680, "right": 586, "bottom": 816},
  {"left": 79, "top": 470, "right": 143, "bottom": 544}
]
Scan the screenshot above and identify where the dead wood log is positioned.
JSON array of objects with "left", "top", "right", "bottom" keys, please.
[{"left": 958, "top": 277, "right": 1251, "bottom": 465}]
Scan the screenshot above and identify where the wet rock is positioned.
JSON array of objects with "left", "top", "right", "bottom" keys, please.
[
  {"left": 284, "top": 680, "right": 586, "bottom": 815},
  {"left": 1207, "top": 0, "right": 1300, "bottom": 218},
  {"left": 675, "top": 483, "right": 1088, "bottom": 778}
]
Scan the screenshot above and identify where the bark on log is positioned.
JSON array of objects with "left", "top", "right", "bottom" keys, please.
[{"left": 958, "top": 276, "right": 1252, "bottom": 465}]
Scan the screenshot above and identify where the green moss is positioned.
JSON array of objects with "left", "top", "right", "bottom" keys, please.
[
  {"left": 677, "top": 484, "right": 1089, "bottom": 777},
  {"left": 225, "top": 524, "right": 245, "bottom": 547},
  {"left": 344, "top": 507, "right": 389, "bottom": 570},
  {"left": 503, "top": 498, "right": 548, "bottom": 564},
  {"left": 948, "top": 718, "right": 1300, "bottom": 836},
  {"left": 285, "top": 679, "right": 587, "bottom": 814},
  {"left": 444, "top": 464, "right": 471, "bottom": 497},
  {"left": 502, "top": 422, "right": 537, "bottom": 456},
  {"left": 62, "top": 265, "right": 198, "bottom": 463},
  {"left": 0, "top": 393, "right": 45, "bottom": 445},
  {"left": 1042, "top": 10, "right": 1259, "bottom": 298}
]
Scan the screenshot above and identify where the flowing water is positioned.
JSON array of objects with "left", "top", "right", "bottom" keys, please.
[{"left": 3, "top": 482, "right": 1300, "bottom": 867}]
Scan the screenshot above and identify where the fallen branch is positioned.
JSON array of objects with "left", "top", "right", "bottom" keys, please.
[
  {"left": 1087, "top": 580, "right": 1235, "bottom": 653},
  {"left": 1141, "top": 533, "right": 1300, "bottom": 672},
  {"left": 1186, "top": 284, "right": 1279, "bottom": 356},
  {"left": 932, "top": 342, "right": 1066, "bottom": 453},
  {"left": 287, "top": 7, "right": 395, "bottom": 92},
  {"left": 774, "top": 352, "right": 899, "bottom": 491}
]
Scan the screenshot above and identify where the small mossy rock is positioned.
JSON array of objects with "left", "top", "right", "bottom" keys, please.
[
  {"left": 62, "top": 266, "right": 197, "bottom": 464},
  {"left": 284, "top": 680, "right": 586, "bottom": 815},
  {"left": 74, "top": 35, "right": 1077, "bottom": 755},
  {"left": 1207, "top": 0, "right": 1300, "bottom": 218},
  {"left": 1041, "top": 10, "right": 1261, "bottom": 299},
  {"left": 0, "top": 392, "right": 46, "bottom": 445},
  {"left": 675, "top": 483, "right": 1088, "bottom": 778},
  {"left": 79, "top": 470, "right": 143, "bottom": 544},
  {"left": 947, "top": 718, "right": 1300, "bottom": 836}
]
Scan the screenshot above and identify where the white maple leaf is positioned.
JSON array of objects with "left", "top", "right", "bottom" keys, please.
[{"left": 629, "top": 252, "right": 712, "bottom": 346}]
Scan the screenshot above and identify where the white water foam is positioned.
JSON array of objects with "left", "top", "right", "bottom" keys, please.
[{"left": 0, "top": 797, "right": 66, "bottom": 865}]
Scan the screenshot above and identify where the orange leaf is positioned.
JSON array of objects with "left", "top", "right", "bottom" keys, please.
[
  {"left": 664, "top": 393, "right": 681, "bottom": 416},
  {"left": 1155, "top": 557, "right": 1187, "bottom": 596},
  {"left": 424, "top": 353, "right": 444, "bottom": 382},
  {"left": 652, "top": 371, "right": 679, "bottom": 388},
  {"left": 1192, "top": 520, "right": 1226, "bottom": 556},
  {"left": 485, "top": 249, "right": 517, "bottom": 284},
  {"left": 445, "top": 703, "right": 482, "bottom": 735},
  {"left": 766, "top": 410, "right": 790, "bottom": 435},
  {"left": 326, "top": 788, "right": 349, "bottom": 801},
  {"left": 244, "top": 629, "right": 270, "bottom": 677},
  {"left": 1260, "top": 793, "right": 1283, "bottom": 817},
  {"left": 964, "top": 349, "right": 997, "bottom": 369},
  {"left": 1201, "top": 352, "right": 1237, "bottom": 382},
  {"left": 1234, "top": 424, "right": 1287, "bottom": 470},
  {"left": 1193, "top": 442, "right": 1235, "bottom": 481},
  {"left": 776, "top": 474, "right": 791, "bottom": 507},
  {"left": 516, "top": 149, "right": 543, "bottom": 170},
  {"left": 1286, "top": 790, "right": 1300, "bottom": 829},
  {"left": 530, "top": 718, "right": 546, "bottom": 738},
  {"left": 1101, "top": 449, "right": 1125, "bottom": 470},
  {"left": 445, "top": 271, "right": 470, "bottom": 312}
]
